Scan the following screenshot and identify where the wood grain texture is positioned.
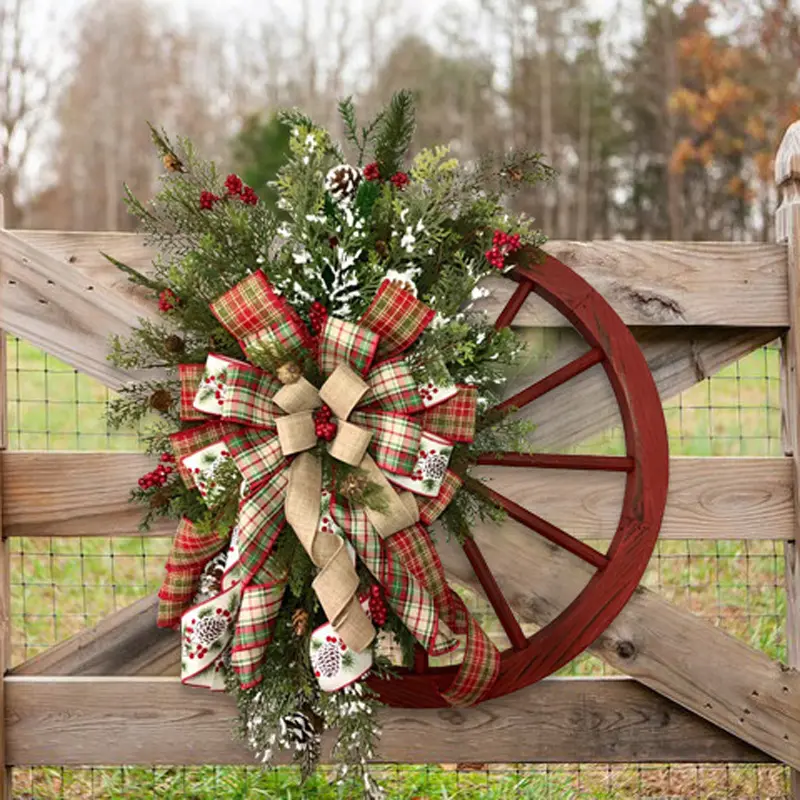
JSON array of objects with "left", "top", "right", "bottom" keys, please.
[
  {"left": 511, "top": 326, "right": 781, "bottom": 451},
  {"left": 0, "top": 229, "right": 162, "bottom": 389},
  {"left": 433, "top": 516, "right": 800, "bottom": 770},
  {"left": 11, "top": 231, "right": 789, "bottom": 327},
  {"left": 3, "top": 676, "right": 769, "bottom": 766},
  {"left": 6, "top": 453, "right": 791, "bottom": 541},
  {"left": 11, "top": 595, "right": 179, "bottom": 678},
  {"left": 3, "top": 452, "right": 174, "bottom": 538},
  {"left": 776, "top": 119, "right": 800, "bottom": 797},
  {"left": 473, "top": 457, "right": 794, "bottom": 541},
  {"left": 476, "top": 241, "right": 788, "bottom": 326}
]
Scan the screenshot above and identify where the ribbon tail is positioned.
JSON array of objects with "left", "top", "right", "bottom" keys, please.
[
  {"left": 386, "top": 522, "right": 501, "bottom": 705},
  {"left": 285, "top": 452, "right": 375, "bottom": 653}
]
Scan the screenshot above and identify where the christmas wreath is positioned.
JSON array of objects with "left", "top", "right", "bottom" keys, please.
[{"left": 109, "top": 91, "right": 553, "bottom": 798}]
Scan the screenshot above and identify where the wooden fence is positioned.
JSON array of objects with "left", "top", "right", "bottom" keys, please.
[{"left": 0, "top": 123, "right": 798, "bottom": 798}]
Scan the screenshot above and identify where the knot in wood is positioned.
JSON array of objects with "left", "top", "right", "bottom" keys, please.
[{"left": 615, "top": 639, "right": 636, "bottom": 660}]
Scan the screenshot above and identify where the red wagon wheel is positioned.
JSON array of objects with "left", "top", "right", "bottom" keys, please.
[{"left": 368, "top": 250, "right": 670, "bottom": 707}]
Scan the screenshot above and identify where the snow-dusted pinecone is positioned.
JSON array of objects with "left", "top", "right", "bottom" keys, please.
[
  {"left": 196, "top": 550, "right": 227, "bottom": 601},
  {"left": 325, "top": 164, "right": 361, "bottom": 204},
  {"left": 280, "top": 712, "right": 316, "bottom": 746},
  {"left": 422, "top": 452, "right": 448, "bottom": 482},
  {"left": 312, "top": 637, "right": 343, "bottom": 679},
  {"left": 191, "top": 614, "right": 229, "bottom": 647}
]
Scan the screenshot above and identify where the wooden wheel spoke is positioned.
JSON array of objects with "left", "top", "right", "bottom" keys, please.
[
  {"left": 496, "top": 347, "right": 604, "bottom": 414},
  {"left": 493, "top": 278, "right": 535, "bottom": 329},
  {"left": 475, "top": 452, "right": 634, "bottom": 471},
  {"left": 460, "top": 537, "right": 528, "bottom": 651},
  {"left": 466, "top": 477, "right": 608, "bottom": 571}
]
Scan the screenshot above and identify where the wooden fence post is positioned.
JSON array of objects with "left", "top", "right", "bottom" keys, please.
[
  {"left": 0, "top": 196, "right": 10, "bottom": 798},
  {"left": 777, "top": 121, "right": 800, "bottom": 798}
]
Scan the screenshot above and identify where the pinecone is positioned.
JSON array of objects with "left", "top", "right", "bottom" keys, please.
[
  {"left": 422, "top": 452, "right": 448, "bottom": 482},
  {"left": 148, "top": 488, "right": 171, "bottom": 510},
  {"left": 277, "top": 361, "right": 302, "bottom": 385},
  {"left": 324, "top": 164, "right": 361, "bottom": 204},
  {"left": 292, "top": 608, "right": 310, "bottom": 637},
  {"left": 197, "top": 550, "right": 227, "bottom": 599},
  {"left": 340, "top": 471, "right": 369, "bottom": 502},
  {"left": 312, "top": 637, "right": 343, "bottom": 679},
  {"left": 164, "top": 334, "right": 185, "bottom": 354},
  {"left": 149, "top": 388, "right": 174, "bottom": 412},
  {"left": 280, "top": 712, "right": 317, "bottom": 746},
  {"left": 191, "top": 614, "right": 229, "bottom": 646},
  {"left": 162, "top": 152, "right": 185, "bottom": 173},
  {"left": 374, "top": 240, "right": 388, "bottom": 258}
]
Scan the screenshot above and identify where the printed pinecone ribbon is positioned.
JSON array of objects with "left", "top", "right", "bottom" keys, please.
[{"left": 157, "top": 271, "right": 500, "bottom": 705}]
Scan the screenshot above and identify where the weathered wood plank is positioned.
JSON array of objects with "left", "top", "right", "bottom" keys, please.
[
  {"left": 433, "top": 516, "right": 800, "bottom": 771},
  {"left": 3, "top": 453, "right": 174, "bottom": 538},
  {"left": 776, "top": 119, "right": 800, "bottom": 798},
  {"left": 11, "top": 595, "right": 179, "bottom": 678},
  {"left": 510, "top": 326, "right": 780, "bottom": 450},
  {"left": 6, "top": 453, "right": 792, "bottom": 541},
  {"left": 4, "top": 676, "right": 769, "bottom": 765},
  {"left": 478, "top": 241, "right": 788, "bottom": 326},
  {"left": 0, "top": 229, "right": 161, "bottom": 390},
  {"left": 12, "top": 231, "right": 789, "bottom": 327}
]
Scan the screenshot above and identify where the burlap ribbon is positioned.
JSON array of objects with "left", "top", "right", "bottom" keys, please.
[{"left": 277, "top": 363, "right": 421, "bottom": 653}]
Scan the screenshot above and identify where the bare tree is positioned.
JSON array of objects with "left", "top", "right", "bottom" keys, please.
[{"left": 0, "top": 0, "right": 55, "bottom": 227}]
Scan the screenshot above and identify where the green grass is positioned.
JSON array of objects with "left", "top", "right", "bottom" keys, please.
[{"left": 8, "top": 336, "right": 789, "bottom": 798}]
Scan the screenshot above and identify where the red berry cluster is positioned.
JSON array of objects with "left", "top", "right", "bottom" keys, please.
[
  {"left": 203, "top": 373, "right": 226, "bottom": 407},
  {"left": 485, "top": 229, "right": 522, "bottom": 270},
  {"left": 138, "top": 452, "right": 175, "bottom": 489},
  {"left": 224, "top": 173, "right": 258, "bottom": 205},
  {"left": 158, "top": 288, "right": 178, "bottom": 312},
  {"left": 199, "top": 190, "right": 220, "bottom": 210},
  {"left": 390, "top": 171, "right": 410, "bottom": 189},
  {"left": 363, "top": 162, "right": 381, "bottom": 182},
  {"left": 309, "top": 301, "right": 328, "bottom": 335},
  {"left": 314, "top": 405, "right": 337, "bottom": 441},
  {"left": 367, "top": 584, "right": 387, "bottom": 626}
]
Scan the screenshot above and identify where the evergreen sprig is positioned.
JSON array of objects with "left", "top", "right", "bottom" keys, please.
[{"left": 371, "top": 89, "right": 416, "bottom": 177}]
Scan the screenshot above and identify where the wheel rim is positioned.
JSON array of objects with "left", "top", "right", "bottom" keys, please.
[{"left": 368, "top": 252, "right": 669, "bottom": 707}]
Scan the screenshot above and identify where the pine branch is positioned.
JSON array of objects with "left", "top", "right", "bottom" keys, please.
[
  {"left": 102, "top": 251, "right": 162, "bottom": 292},
  {"left": 372, "top": 90, "right": 416, "bottom": 177}
]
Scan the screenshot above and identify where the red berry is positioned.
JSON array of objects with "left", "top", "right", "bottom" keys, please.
[
  {"left": 390, "top": 171, "right": 410, "bottom": 189},
  {"left": 363, "top": 162, "right": 381, "bottom": 182},
  {"left": 158, "top": 288, "right": 178, "bottom": 312},
  {"left": 199, "top": 190, "right": 220, "bottom": 210},
  {"left": 224, "top": 173, "right": 243, "bottom": 195}
]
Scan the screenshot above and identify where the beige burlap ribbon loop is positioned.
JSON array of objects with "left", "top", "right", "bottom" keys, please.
[
  {"left": 285, "top": 452, "right": 375, "bottom": 653},
  {"left": 275, "top": 412, "right": 317, "bottom": 455},
  {"left": 360, "top": 455, "right": 420, "bottom": 538},
  {"left": 319, "top": 364, "right": 368, "bottom": 419},
  {"left": 273, "top": 377, "right": 322, "bottom": 414},
  {"left": 329, "top": 420, "right": 372, "bottom": 466}
]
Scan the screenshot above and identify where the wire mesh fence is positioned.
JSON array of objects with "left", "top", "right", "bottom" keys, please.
[{"left": 7, "top": 333, "right": 791, "bottom": 798}]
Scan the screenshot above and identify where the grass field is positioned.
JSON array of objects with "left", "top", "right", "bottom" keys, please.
[{"left": 6, "top": 335, "right": 791, "bottom": 799}]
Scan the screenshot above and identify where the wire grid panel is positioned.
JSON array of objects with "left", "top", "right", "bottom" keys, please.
[{"left": 6, "top": 335, "right": 791, "bottom": 798}]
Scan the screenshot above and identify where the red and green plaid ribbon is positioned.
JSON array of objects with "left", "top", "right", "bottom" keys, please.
[
  {"left": 170, "top": 420, "right": 243, "bottom": 487},
  {"left": 178, "top": 364, "right": 209, "bottom": 421},
  {"left": 232, "top": 557, "right": 288, "bottom": 689},
  {"left": 361, "top": 358, "right": 424, "bottom": 414},
  {"left": 360, "top": 280, "right": 435, "bottom": 359},
  {"left": 210, "top": 271, "right": 310, "bottom": 354},
  {"left": 417, "top": 470, "right": 463, "bottom": 525},
  {"left": 350, "top": 410, "right": 421, "bottom": 476},
  {"left": 236, "top": 473, "right": 288, "bottom": 583},
  {"left": 318, "top": 317, "right": 379, "bottom": 376},
  {"left": 419, "top": 386, "right": 478, "bottom": 443},
  {"left": 224, "top": 428, "right": 284, "bottom": 489},
  {"left": 387, "top": 522, "right": 500, "bottom": 705},
  {"left": 220, "top": 363, "right": 283, "bottom": 428},
  {"left": 332, "top": 496, "right": 456, "bottom": 657},
  {"left": 157, "top": 517, "right": 229, "bottom": 628}
]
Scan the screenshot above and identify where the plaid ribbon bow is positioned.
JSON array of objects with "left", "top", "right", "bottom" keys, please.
[{"left": 158, "top": 271, "right": 499, "bottom": 703}]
